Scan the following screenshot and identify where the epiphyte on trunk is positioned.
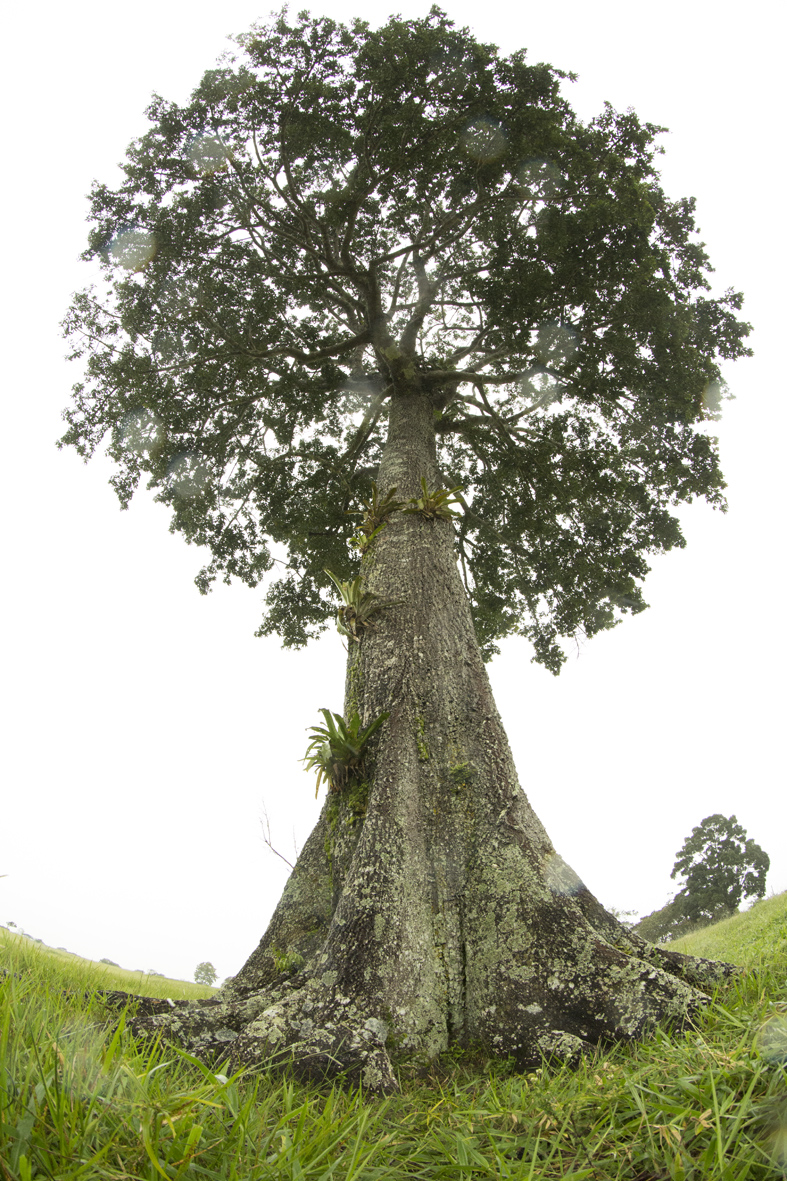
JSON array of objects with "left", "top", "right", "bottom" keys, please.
[
  {"left": 402, "top": 477, "right": 463, "bottom": 521},
  {"left": 348, "top": 482, "right": 407, "bottom": 554},
  {"left": 325, "top": 569, "right": 395, "bottom": 641},
  {"left": 302, "top": 708, "right": 389, "bottom": 796}
]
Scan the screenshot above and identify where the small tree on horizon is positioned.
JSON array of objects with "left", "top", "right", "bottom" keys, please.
[
  {"left": 62, "top": 9, "right": 750, "bottom": 1090},
  {"left": 194, "top": 961, "right": 219, "bottom": 986},
  {"left": 671, "top": 814, "right": 770, "bottom": 925}
]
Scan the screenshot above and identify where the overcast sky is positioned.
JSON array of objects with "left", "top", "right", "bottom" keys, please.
[{"left": 1, "top": 0, "right": 783, "bottom": 985}]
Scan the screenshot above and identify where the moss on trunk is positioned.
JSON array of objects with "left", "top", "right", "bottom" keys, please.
[{"left": 128, "top": 389, "right": 738, "bottom": 1091}]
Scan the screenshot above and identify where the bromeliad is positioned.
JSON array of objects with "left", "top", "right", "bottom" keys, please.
[
  {"left": 325, "top": 569, "right": 391, "bottom": 641},
  {"left": 302, "top": 708, "right": 389, "bottom": 796}
]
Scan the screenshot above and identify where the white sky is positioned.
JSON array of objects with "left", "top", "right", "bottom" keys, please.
[{"left": 1, "top": 0, "right": 783, "bottom": 985}]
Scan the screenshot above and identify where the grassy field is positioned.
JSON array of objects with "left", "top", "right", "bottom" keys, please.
[
  {"left": 1, "top": 896, "right": 785, "bottom": 1180},
  {"left": 0, "top": 929, "right": 218, "bottom": 1001},
  {"left": 670, "top": 892, "right": 787, "bottom": 966}
]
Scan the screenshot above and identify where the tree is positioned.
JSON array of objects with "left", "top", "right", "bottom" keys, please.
[
  {"left": 632, "top": 899, "right": 698, "bottom": 944},
  {"left": 607, "top": 906, "right": 638, "bottom": 929},
  {"left": 61, "top": 10, "right": 749, "bottom": 1091},
  {"left": 671, "top": 815, "right": 769, "bottom": 924},
  {"left": 195, "top": 961, "right": 219, "bottom": 985}
]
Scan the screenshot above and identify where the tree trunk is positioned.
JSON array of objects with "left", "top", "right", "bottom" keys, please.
[{"left": 129, "top": 390, "right": 737, "bottom": 1091}]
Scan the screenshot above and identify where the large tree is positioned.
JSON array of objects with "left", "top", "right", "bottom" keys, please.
[
  {"left": 62, "top": 9, "right": 750, "bottom": 1091},
  {"left": 671, "top": 815, "right": 770, "bottom": 924}
]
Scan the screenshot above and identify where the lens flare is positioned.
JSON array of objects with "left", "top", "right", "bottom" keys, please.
[
  {"left": 117, "top": 409, "right": 165, "bottom": 457},
  {"left": 167, "top": 452, "right": 209, "bottom": 499},
  {"left": 515, "top": 321, "right": 578, "bottom": 409},
  {"left": 152, "top": 329, "right": 184, "bottom": 364},
  {"left": 428, "top": 43, "right": 471, "bottom": 91},
  {"left": 544, "top": 852, "right": 584, "bottom": 897},
  {"left": 517, "top": 366, "right": 563, "bottom": 407},
  {"left": 701, "top": 380, "right": 725, "bottom": 416},
  {"left": 108, "top": 228, "right": 157, "bottom": 272},
  {"left": 461, "top": 118, "right": 507, "bottom": 163},
  {"left": 159, "top": 276, "right": 203, "bottom": 319},
  {"left": 759, "top": 1093, "right": 787, "bottom": 1174},
  {"left": 758, "top": 1015, "right": 787, "bottom": 1066},
  {"left": 336, "top": 377, "right": 378, "bottom": 423},
  {"left": 517, "top": 158, "right": 561, "bottom": 200},
  {"left": 186, "top": 134, "right": 229, "bottom": 177},
  {"left": 535, "top": 321, "right": 579, "bottom": 366}
]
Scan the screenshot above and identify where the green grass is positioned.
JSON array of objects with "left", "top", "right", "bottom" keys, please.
[
  {"left": 670, "top": 891, "right": 787, "bottom": 968},
  {"left": 0, "top": 929, "right": 217, "bottom": 1001},
  {"left": 1, "top": 900, "right": 786, "bottom": 1180}
]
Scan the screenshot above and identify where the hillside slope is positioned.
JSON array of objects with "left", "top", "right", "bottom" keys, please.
[
  {"left": 670, "top": 890, "right": 787, "bottom": 966},
  {"left": 0, "top": 925, "right": 216, "bottom": 999}
]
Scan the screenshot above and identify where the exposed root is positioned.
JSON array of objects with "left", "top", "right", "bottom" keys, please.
[
  {"left": 230, "top": 983, "right": 397, "bottom": 1092},
  {"left": 95, "top": 937, "right": 741, "bottom": 1094},
  {"left": 98, "top": 978, "right": 397, "bottom": 1093}
]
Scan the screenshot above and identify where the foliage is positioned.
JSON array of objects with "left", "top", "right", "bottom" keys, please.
[
  {"left": 302, "top": 708, "right": 389, "bottom": 795},
  {"left": 402, "top": 477, "right": 464, "bottom": 521},
  {"left": 194, "top": 960, "right": 218, "bottom": 985},
  {"left": 633, "top": 898, "right": 715, "bottom": 944},
  {"left": 324, "top": 569, "right": 389, "bottom": 641},
  {"left": 271, "top": 946, "right": 306, "bottom": 975},
  {"left": 671, "top": 814, "right": 770, "bottom": 925},
  {"left": 2, "top": 903, "right": 786, "bottom": 1179},
  {"left": 60, "top": 8, "right": 751, "bottom": 671},
  {"left": 606, "top": 905, "right": 638, "bottom": 928},
  {"left": 348, "top": 481, "right": 406, "bottom": 553}
]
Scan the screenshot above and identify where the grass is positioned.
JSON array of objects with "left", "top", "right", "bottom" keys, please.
[
  {"left": 1, "top": 898, "right": 785, "bottom": 1180},
  {"left": 670, "top": 891, "right": 787, "bottom": 966},
  {"left": 0, "top": 930, "right": 217, "bottom": 1002}
]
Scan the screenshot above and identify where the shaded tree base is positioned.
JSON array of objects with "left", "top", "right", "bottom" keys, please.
[{"left": 102, "top": 942, "right": 740, "bottom": 1094}]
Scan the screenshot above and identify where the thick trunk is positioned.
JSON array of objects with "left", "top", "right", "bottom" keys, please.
[{"left": 129, "top": 391, "right": 736, "bottom": 1091}]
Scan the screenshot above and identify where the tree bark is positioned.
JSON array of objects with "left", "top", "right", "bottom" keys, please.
[{"left": 129, "top": 389, "right": 737, "bottom": 1091}]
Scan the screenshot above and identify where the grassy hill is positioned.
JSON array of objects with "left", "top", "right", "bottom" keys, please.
[
  {"left": 1, "top": 898, "right": 785, "bottom": 1179},
  {"left": 670, "top": 891, "right": 787, "bottom": 967},
  {"left": 0, "top": 926, "right": 217, "bottom": 1000}
]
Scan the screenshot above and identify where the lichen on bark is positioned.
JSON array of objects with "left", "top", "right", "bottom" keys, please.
[{"left": 127, "top": 388, "right": 739, "bottom": 1092}]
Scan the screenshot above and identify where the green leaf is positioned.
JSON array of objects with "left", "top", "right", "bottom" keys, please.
[
  {"left": 302, "top": 708, "right": 389, "bottom": 794},
  {"left": 60, "top": 9, "right": 751, "bottom": 670}
]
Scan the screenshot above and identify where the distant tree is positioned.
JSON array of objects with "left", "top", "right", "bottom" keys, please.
[
  {"left": 99, "top": 957, "right": 120, "bottom": 966},
  {"left": 194, "top": 961, "right": 218, "bottom": 985},
  {"left": 632, "top": 898, "right": 703, "bottom": 943},
  {"left": 671, "top": 814, "right": 769, "bottom": 924},
  {"left": 607, "top": 906, "right": 638, "bottom": 928}
]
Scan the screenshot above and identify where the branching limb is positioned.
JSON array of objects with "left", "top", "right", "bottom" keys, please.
[
  {"left": 399, "top": 249, "right": 444, "bottom": 353},
  {"left": 331, "top": 384, "right": 390, "bottom": 485},
  {"left": 387, "top": 250, "right": 413, "bottom": 317},
  {"left": 260, "top": 802, "right": 296, "bottom": 871}
]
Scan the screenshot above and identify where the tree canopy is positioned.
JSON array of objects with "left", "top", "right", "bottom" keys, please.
[
  {"left": 194, "top": 961, "right": 218, "bottom": 985},
  {"left": 671, "top": 814, "right": 770, "bottom": 924},
  {"left": 61, "top": 7, "right": 750, "bottom": 671}
]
